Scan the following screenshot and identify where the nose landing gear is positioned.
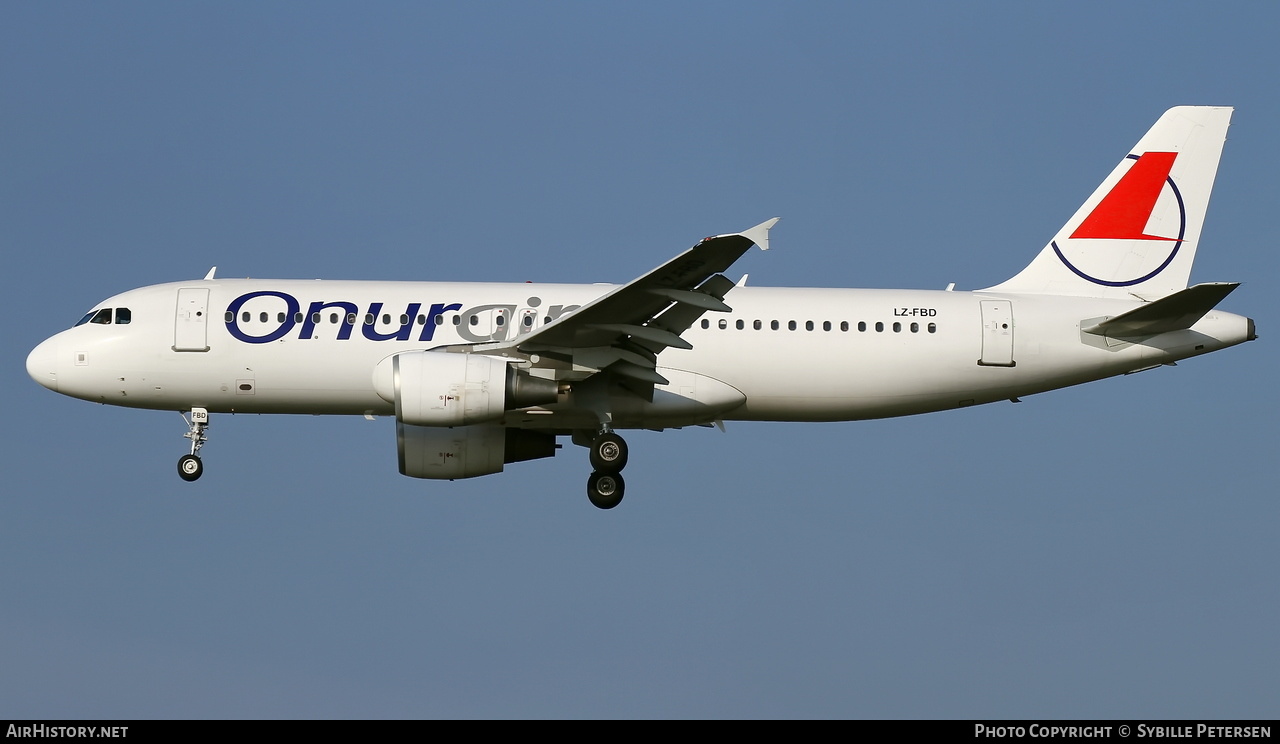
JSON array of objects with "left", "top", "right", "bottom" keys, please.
[
  {"left": 178, "top": 408, "right": 208, "bottom": 482},
  {"left": 586, "top": 429, "right": 629, "bottom": 509}
]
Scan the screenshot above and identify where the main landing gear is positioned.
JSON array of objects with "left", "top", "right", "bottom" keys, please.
[
  {"left": 586, "top": 430, "right": 629, "bottom": 510},
  {"left": 178, "top": 408, "right": 209, "bottom": 482}
]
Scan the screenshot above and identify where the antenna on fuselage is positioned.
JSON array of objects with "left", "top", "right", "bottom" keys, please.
[{"left": 203, "top": 267, "right": 217, "bottom": 280}]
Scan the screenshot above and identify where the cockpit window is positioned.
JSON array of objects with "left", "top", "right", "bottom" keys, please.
[{"left": 73, "top": 307, "right": 129, "bottom": 327}]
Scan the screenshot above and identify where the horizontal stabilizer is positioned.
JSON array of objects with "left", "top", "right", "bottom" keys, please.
[{"left": 1082, "top": 282, "right": 1239, "bottom": 338}]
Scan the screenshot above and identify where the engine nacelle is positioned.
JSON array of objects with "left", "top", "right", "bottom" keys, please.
[
  {"left": 398, "top": 422, "right": 558, "bottom": 479},
  {"left": 373, "top": 351, "right": 559, "bottom": 427}
]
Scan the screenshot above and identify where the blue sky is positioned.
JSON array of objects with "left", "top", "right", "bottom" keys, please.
[{"left": 3, "top": 2, "right": 1276, "bottom": 719}]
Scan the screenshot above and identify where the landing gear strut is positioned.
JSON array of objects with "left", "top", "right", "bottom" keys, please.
[
  {"left": 178, "top": 408, "right": 209, "bottom": 482},
  {"left": 586, "top": 429, "right": 629, "bottom": 509}
]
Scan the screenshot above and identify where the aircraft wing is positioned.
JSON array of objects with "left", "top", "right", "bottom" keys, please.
[{"left": 474, "top": 218, "right": 778, "bottom": 393}]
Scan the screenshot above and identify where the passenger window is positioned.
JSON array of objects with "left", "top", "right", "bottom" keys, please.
[
  {"left": 495, "top": 315, "right": 504, "bottom": 326},
  {"left": 858, "top": 321, "right": 866, "bottom": 332},
  {"left": 115, "top": 308, "right": 131, "bottom": 324},
  {"left": 224, "top": 311, "right": 233, "bottom": 323},
  {"left": 736, "top": 319, "right": 744, "bottom": 330},
  {"left": 893, "top": 322, "right": 901, "bottom": 333},
  {"left": 330, "top": 313, "right": 339, "bottom": 324},
  {"left": 312, "top": 313, "right": 321, "bottom": 323},
  {"left": 469, "top": 315, "right": 478, "bottom": 326},
  {"left": 840, "top": 321, "right": 849, "bottom": 332},
  {"left": 242, "top": 311, "right": 251, "bottom": 323},
  {"left": 753, "top": 320, "right": 762, "bottom": 330},
  {"left": 277, "top": 312, "right": 286, "bottom": 323},
  {"left": 771, "top": 320, "right": 779, "bottom": 330},
  {"left": 260, "top": 312, "right": 268, "bottom": 323},
  {"left": 805, "top": 321, "right": 814, "bottom": 331},
  {"left": 788, "top": 321, "right": 796, "bottom": 331},
  {"left": 928, "top": 323, "right": 937, "bottom": 333},
  {"left": 875, "top": 322, "right": 884, "bottom": 332},
  {"left": 365, "top": 314, "right": 375, "bottom": 325},
  {"left": 453, "top": 316, "right": 461, "bottom": 326},
  {"left": 347, "top": 313, "right": 357, "bottom": 325},
  {"left": 823, "top": 321, "right": 831, "bottom": 331},
  {"left": 418, "top": 314, "right": 426, "bottom": 325},
  {"left": 911, "top": 322, "right": 919, "bottom": 333},
  {"left": 523, "top": 315, "right": 533, "bottom": 327},
  {"left": 384, "top": 314, "right": 392, "bottom": 325},
  {"left": 701, "top": 319, "right": 709, "bottom": 329},
  {"left": 294, "top": 313, "right": 303, "bottom": 323},
  {"left": 718, "top": 319, "right": 727, "bottom": 330}
]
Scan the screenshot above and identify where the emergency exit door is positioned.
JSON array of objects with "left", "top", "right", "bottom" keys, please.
[{"left": 978, "top": 300, "right": 1015, "bottom": 367}]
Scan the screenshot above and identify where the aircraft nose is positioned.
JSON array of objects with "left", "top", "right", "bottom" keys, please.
[{"left": 26, "top": 337, "right": 59, "bottom": 392}]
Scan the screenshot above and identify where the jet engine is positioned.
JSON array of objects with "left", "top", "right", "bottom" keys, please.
[
  {"left": 373, "top": 350, "right": 559, "bottom": 426},
  {"left": 398, "top": 422, "right": 558, "bottom": 479},
  {"left": 374, "top": 351, "right": 561, "bottom": 479}
]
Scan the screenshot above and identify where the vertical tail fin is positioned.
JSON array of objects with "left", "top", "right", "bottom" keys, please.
[{"left": 983, "top": 106, "right": 1233, "bottom": 298}]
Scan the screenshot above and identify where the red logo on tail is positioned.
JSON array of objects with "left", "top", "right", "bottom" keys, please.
[{"left": 1070, "top": 152, "right": 1178, "bottom": 241}]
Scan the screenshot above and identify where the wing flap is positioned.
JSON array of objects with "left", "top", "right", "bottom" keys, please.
[
  {"left": 630, "top": 274, "right": 737, "bottom": 355},
  {"left": 585, "top": 323, "right": 693, "bottom": 350},
  {"left": 646, "top": 287, "right": 732, "bottom": 312},
  {"left": 608, "top": 361, "right": 670, "bottom": 386}
]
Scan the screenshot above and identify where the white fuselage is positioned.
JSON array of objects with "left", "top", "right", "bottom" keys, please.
[
  {"left": 26, "top": 278, "right": 1254, "bottom": 431},
  {"left": 23, "top": 107, "right": 1255, "bottom": 501}
]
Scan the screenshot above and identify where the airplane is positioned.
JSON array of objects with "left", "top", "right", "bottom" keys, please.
[{"left": 26, "top": 106, "right": 1256, "bottom": 509}]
